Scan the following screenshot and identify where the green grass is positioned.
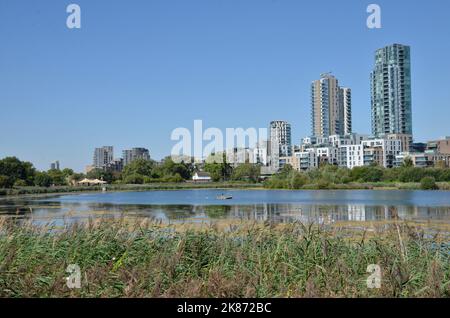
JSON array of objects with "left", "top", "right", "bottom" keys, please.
[{"left": 0, "top": 218, "right": 449, "bottom": 298}]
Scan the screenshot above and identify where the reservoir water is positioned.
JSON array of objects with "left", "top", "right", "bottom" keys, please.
[{"left": 1, "top": 189, "right": 450, "bottom": 225}]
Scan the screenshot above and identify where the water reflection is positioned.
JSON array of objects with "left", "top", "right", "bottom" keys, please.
[{"left": 1, "top": 199, "right": 450, "bottom": 225}]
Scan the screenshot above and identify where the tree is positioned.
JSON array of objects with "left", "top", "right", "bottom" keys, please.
[
  {"left": 160, "top": 157, "right": 191, "bottom": 180},
  {"left": 289, "top": 171, "right": 309, "bottom": 189},
  {"left": 62, "top": 168, "right": 74, "bottom": 178},
  {"left": 47, "top": 169, "right": 67, "bottom": 186},
  {"left": 34, "top": 172, "right": 53, "bottom": 187},
  {"left": 204, "top": 163, "right": 222, "bottom": 182},
  {"left": 231, "top": 164, "right": 260, "bottom": 182},
  {"left": 0, "top": 175, "right": 10, "bottom": 188},
  {"left": 86, "top": 169, "right": 114, "bottom": 183},
  {"left": 0, "top": 157, "right": 36, "bottom": 187},
  {"left": 420, "top": 176, "right": 438, "bottom": 190},
  {"left": 123, "top": 173, "right": 144, "bottom": 184},
  {"left": 204, "top": 154, "right": 233, "bottom": 182},
  {"left": 122, "top": 159, "right": 154, "bottom": 178},
  {"left": 402, "top": 157, "right": 414, "bottom": 168}
]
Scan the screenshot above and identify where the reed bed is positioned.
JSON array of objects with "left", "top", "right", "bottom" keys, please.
[{"left": 0, "top": 217, "right": 449, "bottom": 298}]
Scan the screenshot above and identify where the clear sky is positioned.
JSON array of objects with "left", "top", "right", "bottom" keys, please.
[{"left": 1, "top": 0, "right": 449, "bottom": 172}]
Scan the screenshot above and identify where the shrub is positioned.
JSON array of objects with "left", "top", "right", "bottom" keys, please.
[
  {"left": 0, "top": 175, "right": 12, "bottom": 188},
  {"left": 317, "top": 179, "right": 330, "bottom": 189},
  {"left": 13, "top": 179, "right": 27, "bottom": 187},
  {"left": 123, "top": 173, "right": 144, "bottom": 184},
  {"left": 289, "top": 172, "right": 309, "bottom": 189},
  {"left": 420, "top": 176, "right": 438, "bottom": 190}
]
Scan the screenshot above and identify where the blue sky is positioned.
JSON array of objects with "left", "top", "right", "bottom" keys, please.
[{"left": 1, "top": 0, "right": 449, "bottom": 172}]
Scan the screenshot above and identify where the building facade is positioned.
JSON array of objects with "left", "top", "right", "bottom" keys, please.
[
  {"left": 122, "top": 147, "right": 151, "bottom": 167},
  {"left": 370, "top": 44, "right": 412, "bottom": 138},
  {"left": 311, "top": 73, "right": 351, "bottom": 138},
  {"left": 269, "top": 121, "right": 292, "bottom": 170},
  {"left": 93, "top": 146, "right": 114, "bottom": 169}
]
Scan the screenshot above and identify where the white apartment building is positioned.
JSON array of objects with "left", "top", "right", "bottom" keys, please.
[
  {"left": 313, "top": 146, "right": 339, "bottom": 165},
  {"left": 270, "top": 121, "right": 292, "bottom": 170},
  {"left": 362, "top": 138, "right": 402, "bottom": 168},
  {"left": 340, "top": 145, "right": 364, "bottom": 169}
]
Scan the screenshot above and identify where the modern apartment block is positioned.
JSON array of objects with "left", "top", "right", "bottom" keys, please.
[
  {"left": 269, "top": 121, "right": 292, "bottom": 170},
  {"left": 427, "top": 137, "right": 450, "bottom": 155},
  {"left": 361, "top": 138, "right": 402, "bottom": 168},
  {"left": 370, "top": 44, "right": 412, "bottom": 138},
  {"left": 122, "top": 147, "right": 151, "bottom": 167},
  {"left": 296, "top": 134, "right": 404, "bottom": 170},
  {"left": 311, "top": 73, "right": 351, "bottom": 138},
  {"left": 93, "top": 146, "right": 114, "bottom": 169}
]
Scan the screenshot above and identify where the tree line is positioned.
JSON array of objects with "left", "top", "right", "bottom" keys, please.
[
  {"left": 264, "top": 161, "right": 450, "bottom": 190},
  {"left": 0, "top": 156, "right": 262, "bottom": 189},
  {"left": 2, "top": 156, "right": 450, "bottom": 190}
]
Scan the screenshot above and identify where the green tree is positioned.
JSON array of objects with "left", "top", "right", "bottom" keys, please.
[
  {"left": 86, "top": 169, "right": 114, "bottom": 183},
  {"left": 123, "top": 173, "right": 144, "bottom": 184},
  {"left": 289, "top": 171, "right": 309, "bottom": 189},
  {"left": 159, "top": 157, "right": 191, "bottom": 180},
  {"left": 0, "top": 157, "right": 36, "bottom": 187},
  {"left": 204, "top": 163, "right": 222, "bottom": 182},
  {"left": 402, "top": 157, "right": 414, "bottom": 168},
  {"left": 0, "top": 175, "right": 11, "bottom": 188},
  {"left": 62, "top": 168, "right": 74, "bottom": 178},
  {"left": 34, "top": 172, "right": 53, "bottom": 187},
  {"left": 420, "top": 176, "right": 438, "bottom": 190},
  {"left": 47, "top": 169, "right": 67, "bottom": 186},
  {"left": 231, "top": 164, "right": 260, "bottom": 182},
  {"left": 122, "top": 159, "right": 154, "bottom": 178}
]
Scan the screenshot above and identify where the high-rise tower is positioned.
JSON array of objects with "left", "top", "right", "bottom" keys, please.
[
  {"left": 370, "top": 44, "right": 412, "bottom": 138},
  {"left": 311, "top": 73, "right": 351, "bottom": 138}
]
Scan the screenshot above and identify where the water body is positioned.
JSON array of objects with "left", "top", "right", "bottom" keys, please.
[{"left": 1, "top": 189, "right": 450, "bottom": 225}]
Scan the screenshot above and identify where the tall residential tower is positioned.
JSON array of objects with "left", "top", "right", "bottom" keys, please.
[
  {"left": 269, "top": 120, "right": 292, "bottom": 170},
  {"left": 370, "top": 44, "right": 412, "bottom": 138},
  {"left": 311, "top": 73, "right": 351, "bottom": 138}
]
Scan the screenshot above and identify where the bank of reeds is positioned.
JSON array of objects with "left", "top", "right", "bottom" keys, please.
[{"left": 0, "top": 218, "right": 449, "bottom": 298}]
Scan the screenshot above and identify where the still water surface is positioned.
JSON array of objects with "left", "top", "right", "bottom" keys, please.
[{"left": 1, "top": 189, "right": 450, "bottom": 225}]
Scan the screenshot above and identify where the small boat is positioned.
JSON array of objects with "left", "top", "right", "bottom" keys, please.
[{"left": 216, "top": 194, "right": 233, "bottom": 200}]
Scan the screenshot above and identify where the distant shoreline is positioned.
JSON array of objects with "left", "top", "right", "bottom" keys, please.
[{"left": 2, "top": 181, "right": 450, "bottom": 199}]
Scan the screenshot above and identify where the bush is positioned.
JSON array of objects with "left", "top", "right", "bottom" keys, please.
[
  {"left": 420, "top": 177, "right": 438, "bottom": 190},
  {"left": 289, "top": 172, "right": 309, "bottom": 189},
  {"left": 316, "top": 179, "right": 331, "bottom": 189},
  {"left": 123, "top": 173, "right": 144, "bottom": 184},
  {"left": 0, "top": 175, "right": 12, "bottom": 188},
  {"left": 13, "top": 179, "right": 27, "bottom": 187}
]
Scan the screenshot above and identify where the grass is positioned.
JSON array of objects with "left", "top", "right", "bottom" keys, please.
[{"left": 0, "top": 217, "right": 449, "bottom": 298}]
